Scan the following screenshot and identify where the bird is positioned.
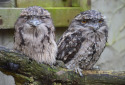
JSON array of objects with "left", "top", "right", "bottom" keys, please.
[
  {"left": 14, "top": 6, "right": 57, "bottom": 65},
  {"left": 57, "top": 10, "right": 108, "bottom": 76}
]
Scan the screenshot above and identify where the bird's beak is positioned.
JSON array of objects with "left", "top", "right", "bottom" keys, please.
[
  {"left": 89, "top": 23, "right": 99, "bottom": 30},
  {"left": 93, "top": 23, "right": 99, "bottom": 30},
  {"left": 28, "top": 18, "right": 41, "bottom": 27}
]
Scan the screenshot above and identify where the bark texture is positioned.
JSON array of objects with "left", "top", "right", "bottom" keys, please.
[{"left": 0, "top": 46, "right": 125, "bottom": 85}]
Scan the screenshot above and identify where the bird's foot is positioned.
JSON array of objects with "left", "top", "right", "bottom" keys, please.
[
  {"left": 50, "top": 65, "right": 56, "bottom": 69},
  {"left": 91, "top": 65, "right": 100, "bottom": 70},
  {"left": 74, "top": 67, "right": 83, "bottom": 77},
  {"left": 55, "top": 60, "right": 66, "bottom": 68}
]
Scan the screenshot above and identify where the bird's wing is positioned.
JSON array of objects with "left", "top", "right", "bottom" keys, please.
[{"left": 57, "top": 30, "right": 85, "bottom": 63}]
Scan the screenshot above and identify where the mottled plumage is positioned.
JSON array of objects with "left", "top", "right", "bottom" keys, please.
[
  {"left": 57, "top": 10, "right": 108, "bottom": 75},
  {"left": 14, "top": 6, "right": 57, "bottom": 65}
]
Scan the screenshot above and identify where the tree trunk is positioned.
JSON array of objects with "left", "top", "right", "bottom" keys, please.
[{"left": 0, "top": 46, "right": 125, "bottom": 85}]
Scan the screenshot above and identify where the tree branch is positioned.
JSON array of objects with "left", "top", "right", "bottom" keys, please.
[{"left": 0, "top": 46, "right": 125, "bottom": 85}]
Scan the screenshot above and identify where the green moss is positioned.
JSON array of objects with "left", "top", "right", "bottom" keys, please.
[
  {"left": 0, "top": 68, "right": 31, "bottom": 84},
  {"left": 1, "top": 47, "right": 125, "bottom": 84}
]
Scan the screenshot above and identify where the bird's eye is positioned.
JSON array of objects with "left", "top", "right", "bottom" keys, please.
[
  {"left": 99, "top": 20, "right": 103, "bottom": 23},
  {"left": 41, "top": 16, "right": 46, "bottom": 19},
  {"left": 24, "top": 16, "right": 28, "bottom": 20},
  {"left": 82, "top": 20, "right": 87, "bottom": 23}
]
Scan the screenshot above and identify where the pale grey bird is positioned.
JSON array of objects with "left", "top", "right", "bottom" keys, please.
[
  {"left": 14, "top": 6, "right": 57, "bottom": 65},
  {"left": 57, "top": 10, "right": 108, "bottom": 76}
]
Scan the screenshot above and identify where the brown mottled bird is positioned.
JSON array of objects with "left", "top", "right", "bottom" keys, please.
[
  {"left": 57, "top": 10, "right": 108, "bottom": 76},
  {"left": 14, "top": 6, "right": 57, "bottom": 65}
]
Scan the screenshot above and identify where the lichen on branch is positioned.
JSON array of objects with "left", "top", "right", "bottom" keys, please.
[{"left": 0, "top": 46, "right": 125, "bottom": 85}]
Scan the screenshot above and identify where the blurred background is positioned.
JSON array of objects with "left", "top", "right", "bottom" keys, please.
[{"left": 0, "top": 0, "right": 125, "bottom": 84}]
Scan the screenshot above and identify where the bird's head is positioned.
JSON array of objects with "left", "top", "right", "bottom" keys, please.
[
  {"left": 16, "top": 6, "right": 52, "bottom": 30},
  {"left": 70, "top": 10, "right": 107, "bottom": 32}
]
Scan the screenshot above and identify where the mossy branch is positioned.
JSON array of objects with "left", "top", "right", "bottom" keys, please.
[{"left": 0, "top": 46, "right": 125, "bottom": 85}]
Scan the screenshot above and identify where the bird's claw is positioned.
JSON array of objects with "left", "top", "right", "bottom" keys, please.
[
  {"left": 74, "top": 67, "right": 83, "bottom": 77},
  {"left": 92, "top": 65, "right": 100, "bottom": 70},
  {"left": 55, "top": 60, "right": 66, "bottom": 68}
]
